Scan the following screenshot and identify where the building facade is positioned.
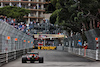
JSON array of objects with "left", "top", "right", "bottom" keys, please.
[{"left": 0, "top": 0, "right": 46, "bottom": 23}]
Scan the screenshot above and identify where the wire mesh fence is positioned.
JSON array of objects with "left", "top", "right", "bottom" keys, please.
[{"left": 0, "top": 21, "right": 34, "bottom": 53}]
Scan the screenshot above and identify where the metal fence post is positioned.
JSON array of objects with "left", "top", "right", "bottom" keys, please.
[
  {"left": 6, "top": 52, "right": 8, "bottom": 63},
  {"left": 79, "top": 48, "right": 80, "bottom": 55},
  {"left": 14, "top": 50, "right": 16, "bottom": 60},
  {"left": 23, "top": 49, "right": 25, "bottom": 55},
  {"left": 68, "top": 41, "right": 71, "bottom": 52},
  {"left": 95, "top": 37, "right": 99, "bottom": 60}
]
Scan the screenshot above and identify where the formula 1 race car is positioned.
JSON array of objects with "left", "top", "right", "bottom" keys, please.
[{"left": 22, "top": 52, "right": 44, "bottom": 63}]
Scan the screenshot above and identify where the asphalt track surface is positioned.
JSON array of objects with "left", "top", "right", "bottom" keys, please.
[{"left": 2, "top": 50, "right": 100, "bottom": 67}]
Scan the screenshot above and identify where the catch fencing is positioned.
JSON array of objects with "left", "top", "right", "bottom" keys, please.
[
  {"left": 0, "top": 21, "right": 34, "bottom": 66},
  {"left": 85, "top": 29, "right": 100, "bottom": 50},
  {"left": 64, "top": 29, "right": 100, "bottom": 60},
  {"left": 0, "top": 21, "right": 34, "bottom": 52},
  {"left": 64, "top": 33, "right": 83, "bottom": 48}
]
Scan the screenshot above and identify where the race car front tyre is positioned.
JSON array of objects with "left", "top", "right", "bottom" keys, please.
[
  {"left": 30, "top": 61, "right": 34, "bottom": 63},
  {"left": 39, "top": 57, "right": 44, "bottom": 63},
  {"left": 22, "top": 57, "right": 27, "bottom": 63}
]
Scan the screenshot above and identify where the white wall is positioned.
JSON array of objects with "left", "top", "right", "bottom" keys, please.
[{"left": 44, "top": 13, "right": 52, "bottom": 20}]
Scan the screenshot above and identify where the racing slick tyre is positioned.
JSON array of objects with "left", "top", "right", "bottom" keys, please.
[
  {"left": 39, "top": 57, "right": 44, "bottom": 63},
  {"left": 30, "top": 61, "right": 34, "bottom": 63},
  {"left": 22, "top": 57, "right": 27, "bottom": 63}
]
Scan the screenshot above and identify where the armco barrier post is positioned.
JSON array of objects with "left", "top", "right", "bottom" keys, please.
[
  {"left": 23, "top": 49, "right": 25, "bottom": 55},
  {"left": 79, "top": 48, "right": 80, "bottom": 55},
  {"left": 6, "top": 52, "right": 8, "bottom": 63},
  {"left": 14, "top": 50, "right": 16, "bottom": 60},
  {"left": 95, "top": 37, "right": 99, "bottom": 60},
  {"left": 68, "top": 41, "right": 71, "bottom": 52}
]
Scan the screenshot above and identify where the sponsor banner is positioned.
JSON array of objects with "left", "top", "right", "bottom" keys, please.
[
  {"left": 38, "top": 46, "right": 56, "bottom": 50},
  {"left": 33, "top": 46, "right": 56, "bottom": 50}
]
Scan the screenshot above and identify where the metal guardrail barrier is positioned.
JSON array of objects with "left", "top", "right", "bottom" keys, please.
[
  {"left": 64, "top": 32, "right": 100, "bottom": 60},
  {"left": 64, "top": 47, "right": 97, "bottom": 60},
  {"left": 0, "top": 48, "right": 32, "bottom": 67},
  {"left": 0, "top": 52, "right": 6, "bottom": 66},
  {"left": 0, "top": 21, "right": 34, "bottom": 66}
]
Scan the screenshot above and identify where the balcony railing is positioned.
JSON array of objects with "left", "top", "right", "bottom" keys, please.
[
  {"left": 30, "top": 14, "right": 37, "bottom": 17},
  {"left": 0, "top": 0, "right": 19, "bottom": 1},
  {"left": 0, "top": 0, "right": 44, "bottom": 2},
  {"left": 39, "top": 15, "right": 44, "bottom": 17},
  {"left": 0, "top": 0, "right": 10, "bottom": 1},
  {"left": 22, "top": 6, "right": 44, "bottom": 10},
  {"left": 25, "top": 14, "right": 44, "bottom": 18},
  {"left": 11, "top": 0, "right": 20, "bottom": 1}
]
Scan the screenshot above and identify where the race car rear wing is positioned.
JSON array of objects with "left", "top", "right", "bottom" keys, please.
[{"left": 27, "top": 52, "right": 39, "bottom": 54}]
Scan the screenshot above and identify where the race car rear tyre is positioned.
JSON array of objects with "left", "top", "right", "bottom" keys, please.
[
  {"left": 22, "top": 58, "right": 27, "bottom": 63},
  {"left": 39, "top": 57, "right": 43, "bottom": 63},
  {"left": 30, "top": 61, "right": 34, "bottom": 63}
]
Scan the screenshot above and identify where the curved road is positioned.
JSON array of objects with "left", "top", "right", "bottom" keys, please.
[{"left": 2, "top": 50, "right": 100, "bottom": 67}]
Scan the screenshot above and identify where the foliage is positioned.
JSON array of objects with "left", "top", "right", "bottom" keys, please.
[
  {"left": 0, "top": 6, "right": 30, "bottom": 22},
  {"left": 50, "top": 0, "right": 100, "bottom": 33},
  {"left": 50, "top": 9, "right": 60, "bottom": 24},
  {"left": 51, "top": 0, "right": 57, "bottom": 7},
  {"left": 45, "top": 3, "right": 56, "bottom": 13}
]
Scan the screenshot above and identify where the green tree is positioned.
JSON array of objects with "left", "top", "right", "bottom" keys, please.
[
  {"left": 0, "top": 6, "right": 30, "bottom": 22},
  {"left": 45, "top": 3, "right": 56, "bottom": 13},
  {"left": 50, "top": 9, "right": 60, "bottom": 24},
  {"left": 50, "top": 0, "right": 100, "bottom": 33},
  {"left": 51, "top": 0, "right": 57, "bottom": 7}
]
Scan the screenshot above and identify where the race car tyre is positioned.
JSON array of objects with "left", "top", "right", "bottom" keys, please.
[
  {"left": 30, "top": 61, "right": 35, "bottom": 63},
  {"left": 22, "top": 57, "right": 27, "bottom": 63},
  {"left": 39, "top": 57, "right": 44, "bottom": 63}
]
